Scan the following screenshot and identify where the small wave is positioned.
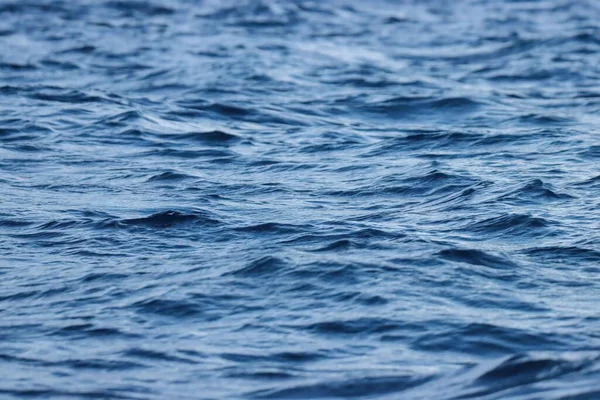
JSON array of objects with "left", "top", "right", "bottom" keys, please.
[
  {"left": 105, "top": 1, "right": 174, "bottom": 16},
  {"left": 138, "top": 148, "right": 238, "bottom": 160},
  {"left": 234, "top": 222, "right": 309, "bottom": 234},
  {"left": 0, "top": 218, "right": 32, "bottom": 228},
  {"left": 523, "top": 246, "right": 600, "bottom": 264},
  {"left": 325, "top": 170, "right": 478, "bottom": 198},
  {"left": 251, "top": 373, "right": 433, "bottom": 399},
  {"left": 312, "top": 239, "right": 361, "bottom": 252},
  {"left": 412, "top": 323, "right": 563, "bottom": 355},
  {"left": 146, "top": 171, "right": 193, "bottom": 182},
  {"left": 495, "top": 179, "right": 575, "bottom": 204},
  {"left": 280, "top": 228, "right": 398, "bottom": 246},
  {"left": 227, "top": 255, "right": 289, "bottom": 277},
  {"left": 462, "top": 353, "right": 600, "bottom": 399},
  {"left": 514, "top": 113, "right": 574, "bottom": 125},
  {"left": 220, "top": 350, "right": 324, "bottom": 364},
  {"left": 360, "top": 96, "right": 483, "bottom": 119},
  {"left": 122, "top": 348, "right": 197, "bottom": 364},
  {"left": 174, "top": 130, "right": 241, "bottom": 144},
  {"left": 438, "top": 248, "right": 519, "bottom": 269},
  {"left": 0, "top": 61, "right": 37, "bottom": 71},
  {"left": 197, "top": 2, "right": 302, "bottom": 28},
  {"left": 303, "top": 317, "right": 401, "bottom": 336},
  {"left": 176, "top": 99, "right": 253, "bottom": 118},
  {"left": 0, "top": 287, "right": 67, "bottom": 302},
  {"left": 465, "top": 213, "right": 553, "bottom": 237},
  {"left": 577, "top": 145, "right": 600, "bottom": 160},
  {"left": 53, "top": 323, "right": 137, "bottom": 339},
  {"left": 131, "top": 298, "right": 207, "bottom": 318},
  {"left": 119, "top": 210, "right": 219, "bottom": 228},
  {"left": 100, "top": 110, "right": 145, "bottom": 126},
  {"left": 58, "top": 45, "right": 97, "bottom": 55},
  {"left": 28, "top": 89, "right": 109, "bottom": 104},
  {"left": 80, "top": 272, "right": 129, "bottom": 283}
]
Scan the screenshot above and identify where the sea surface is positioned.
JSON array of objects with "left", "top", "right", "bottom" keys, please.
[{"left": 1, "top": 0, "right": 600, "bottom": 398}]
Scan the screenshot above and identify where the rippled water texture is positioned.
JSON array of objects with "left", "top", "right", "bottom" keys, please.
[{"left": 2, "top": 0, "right": 600, "bottom": 398}]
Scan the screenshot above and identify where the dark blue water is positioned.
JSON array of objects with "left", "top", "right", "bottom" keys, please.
[{"left": 2, "top": 0, "right": 600, "bottom": 398}]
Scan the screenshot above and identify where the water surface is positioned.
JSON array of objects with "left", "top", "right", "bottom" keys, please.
[{"left": 2, "top": 0, "right": 600, "bottom": 398}]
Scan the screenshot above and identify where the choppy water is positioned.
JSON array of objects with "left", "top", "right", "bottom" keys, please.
[{"left": 2, "top": 0, "right": 600, "bottom": 398}]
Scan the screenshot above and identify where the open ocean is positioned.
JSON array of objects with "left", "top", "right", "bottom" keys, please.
[{"left": 2, "top": 0, "right": 600, "bottom": 398}]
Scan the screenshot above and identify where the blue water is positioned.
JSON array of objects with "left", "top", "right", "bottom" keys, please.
[{"left": 2, "top": 0, "right": 600, "bottom": 398}]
